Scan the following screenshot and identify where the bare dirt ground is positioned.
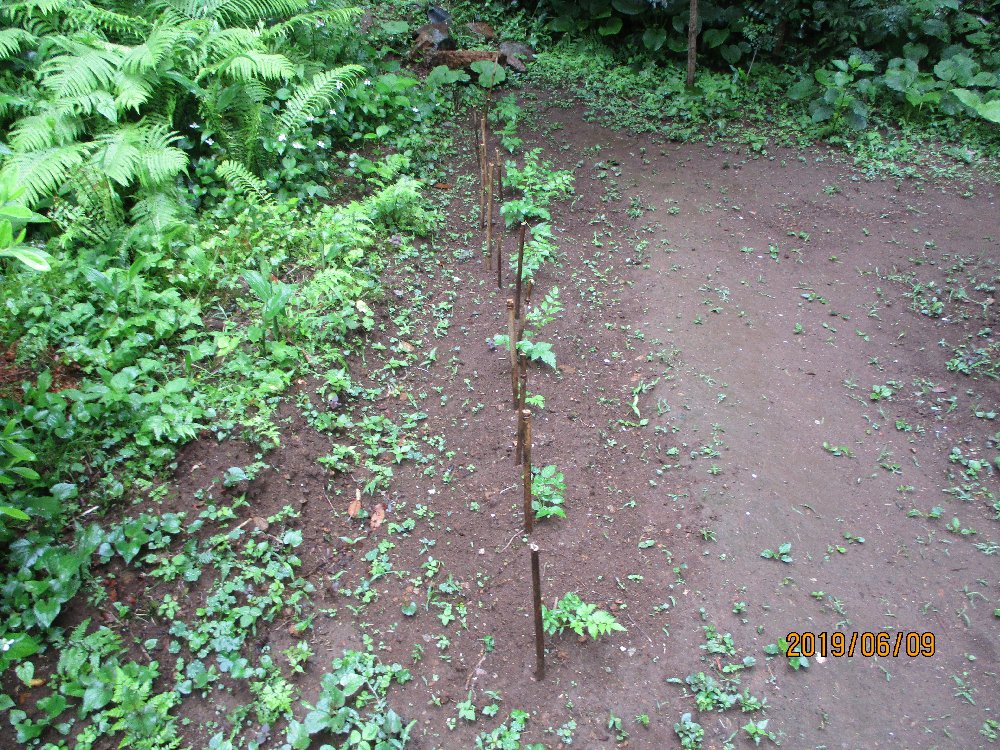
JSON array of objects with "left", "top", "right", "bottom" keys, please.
[{"left": 45, "top": 100, "right": 994, "bottom": 750}]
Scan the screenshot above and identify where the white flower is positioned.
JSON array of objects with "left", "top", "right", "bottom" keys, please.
[
  {"left": 0, "top": 638, "right": 13, "bottom": 653},
  {"left": 292, "top": 141, "right": 304, "bottom": 149},
  {"left": 205, "top": 137, "right": 215, "bottom": 146},
  {"left": 411, "top": 107, "right": 419, "bottom": 114},
  {"left": 328, "top": 108, "right": 335, "bottom": 115},
  {"left": 277, "top": 133, "right": 287, "bottom": 142},
  {"left": 189, "top": 122, "right": 199, "bottom": 129},
  {"left": 317, "top": 141, "right": 326, "bottom": 149},
  {"left": 335, "top": 80, "right": 344, "bottom": 90},
  {"left": 364, "top": 79, "right": 371, "bottom": 86}
]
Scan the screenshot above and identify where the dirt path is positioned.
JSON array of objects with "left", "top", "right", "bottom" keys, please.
[{"left": 156, "top": 101, "right": 997, "bottom": 749}]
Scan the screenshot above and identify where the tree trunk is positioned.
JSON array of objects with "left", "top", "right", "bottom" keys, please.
[{"left": 686, "top": 0, "right": 698, "bottom": 87}]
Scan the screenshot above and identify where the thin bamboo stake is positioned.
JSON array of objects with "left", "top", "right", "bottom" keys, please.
[
  {"left": 514, "top": 223, "right": 526, "bottom": 320},
  {"left": 472, "top": 112, "right": 481, "bottom": 174},
  {"left": 479, "top": 117, "right": 488, "bottom": 229},
  {"left": 507, "top": 299, "right": 518, "bottom": 406},
  {"left": 515, "top": 407, "right": 524, "bottom": 465},
  {"left": 495, "top": 147, "right": 504, "bottom": 201},
  {"left": 515, "top": 354, "right": 527, "bottom": 464},
  {"left": 495, "top": 184, "right": 503, "bottom": 289},
  {"left": 530, "top": 544, "right": 545, "bottom": 680},
  {"left": 522, "top": 410, "right": 533, "bottom": 534},
  {"left": 485, "top": 162, "right": 495, "bottom": 269}
]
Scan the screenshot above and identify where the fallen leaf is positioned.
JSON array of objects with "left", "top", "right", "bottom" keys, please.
[
  {"left": 371, "top": 503, "right": 386, "bottom": 530},
  {"left": 348, "top": 488, "right": 362, "bottom": 518},
  {"left": 932, "top": 386, "right": 948, "bottom": 393},
  {"left": 433, "top": 182, "right": 452, "bottom": 190}
]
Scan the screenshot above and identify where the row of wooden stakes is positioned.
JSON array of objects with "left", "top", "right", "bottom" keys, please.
[{"left": 473, "top": 109, "right": 546, "bottom": 681}]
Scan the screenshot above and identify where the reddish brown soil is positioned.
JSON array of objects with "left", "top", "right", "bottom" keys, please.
[{"left": 17, "top": 100, "right": 996, "bottom": 750}]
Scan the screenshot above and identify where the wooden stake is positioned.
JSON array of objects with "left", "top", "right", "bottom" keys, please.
[
  {"left": 507, "top": 299, "right": 518, "bottom": 406},
  {"left": 479, "top": 117, "right": 488, "bottom": 229},
  {"left": 514, "top": 223, "right": 526, "bottom": 320},
  {"left": 518, "top": 353, "right": 527, "bottom": 412},
  {"left": 495, "top": 178, "right": 503, "bottom": 289},
  {"left": 525, "top": 278, "right": 534, "bottom": 307},
  {"left": 485, "top": 162, "right": 495, "bottom": 269},
  {"left": 472, "top": 112, "right": 481, "bottom": 173},
  {"left": 530, "top": 544, "right": 545, "bottom": 680},
  {"left": 515, "top": 407, "right": 524, "bottom": 465},
  {"left": 522, "top": 410, "right": 533, "bottom": 534},
  {"left": 515, "top": 354, "right": 527, "bottom": 464},
  {"left": 495, "top": 148, "right": 504, "bottom": 202}
]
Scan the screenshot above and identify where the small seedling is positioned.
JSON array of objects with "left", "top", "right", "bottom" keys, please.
[{"left": 760, "top": 543, "right": 793, "bottom": 563}]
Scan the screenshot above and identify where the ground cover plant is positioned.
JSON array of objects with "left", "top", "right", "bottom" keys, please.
[{"left": 1, "top": 0, "right": 998, "bottom": 748}]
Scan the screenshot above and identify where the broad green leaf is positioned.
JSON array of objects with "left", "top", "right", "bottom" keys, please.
[
  {"left": 470, "top": 60, "right": 506, "bottom": 88},
  {"left": 612, "top": 0, "right": 646, "bottom": 14},
  {"left": 598, "top": 17, "right": 622, "bottom": 35},
  {"left": 0, "top": 246, "right": 51, "bottom": 270},
  {"left": 642, "top": 27, "right": 667, "bottom": 51}
]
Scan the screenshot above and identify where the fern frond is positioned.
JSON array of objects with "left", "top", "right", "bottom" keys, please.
[
  {"left": 128, "top": 188, "right": 189, "bottom": 238},
  {"left": 158, "top": 0, "right": 309, "bottom": 25},
  {"left": 49, "top": 167, "right": 123, "bottom": 247},
  {"left": 120, "top": 22, "right": 182, "bottom": 75},
  {"left": 201, "top": 27, "right": 263, "bottom": 64},
  {"left": 134, "top": 121, "right": 186, "bottom": 187},
  {"left": 260, "top": 7, "right": 362, "bottom": 42},
  {"left": 277, "top": 65, "right": 362, "bottom": 134},
  {"left": 92, "top": 124, "right": 143, "bottom": 186},
  {"left": 38, "top": 40, "right": 123, "bottom": 99},
  {"left": 2, "top": 143, "right": 87, "bottom": 205},
  {"left": 3, "top": 0, "right": 149, "bottom": 36},
  {"left": 61, "top": 2, "right": 150, "bottom": 37},
  {"left": 115, "top": 70, "right": 155, "bottom": 111},
  {"left": 216, "top": 159, "right": 274, "bottom": 205},
  {"left": 0, "top": 93, "right": 35, "bottom": 119},
  {"left": 213, "top": 50, "right": 294, "bottom": 82},
  {"left": 8, "top": 106, "right": 85, "bottom": 150},
  {"left": 0, "top": 28, "right": 37, "bottom": 60}
]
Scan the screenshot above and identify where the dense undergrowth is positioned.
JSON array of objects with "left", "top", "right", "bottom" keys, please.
[{"left": 0, "top": 0, "right": 997, "bottom": 748}]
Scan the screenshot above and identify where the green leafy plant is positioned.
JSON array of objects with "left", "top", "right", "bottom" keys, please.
[
  {"left": 760, "top": 543, "right": 793, "bottom": 563},
  {"left": 743, "top": 717, "right": 777, "bottom": 745},
  {"left": 542, "top": 592, "right": 625, "bottom": 640},
  {"left": 790, "top": 55, "right": 877, "bottom": 130},
  {"left": 674, "top": 712, "right": 704, "bottom": 749},
  {"left": 285, "top": 650, "right": 414, "bottom": 749},
  {"left": 532, "top": 464, "right": 567, "bottom": 519},
  {"left": 764, "top": 638, "right": 809, "bottom": 670}
]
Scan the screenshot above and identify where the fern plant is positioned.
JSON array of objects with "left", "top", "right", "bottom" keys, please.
[{"left": 0, "top": 0, "right": 363, "bottom": 246}]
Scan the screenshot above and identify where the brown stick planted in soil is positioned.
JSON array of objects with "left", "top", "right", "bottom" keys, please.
[
  {"left": 507, "top": 299, "right": 518, "bottom": 406},
  {"left": 485, "top": 162, "right": 495, "bottom": 269},
  {"left": 495, "top": 170, "right": 503, "bottom": 289},
  {"left": 514, "top": 223, "right": 526, "bottom": 320},
  {"left": 495, "top": 147, "right": 504, "bottom": 201},
  {"left": 530, "top": 544, "right": 545, "bottom": 680},
  {"left": 522, "top": 409, "right": 533, "bottom": 534},
  {"left": 515, "top": 353, "right": 527, "bottom": 464},
  {"left": 479, "top": 117, "right": 488, "bottom": 229}
]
